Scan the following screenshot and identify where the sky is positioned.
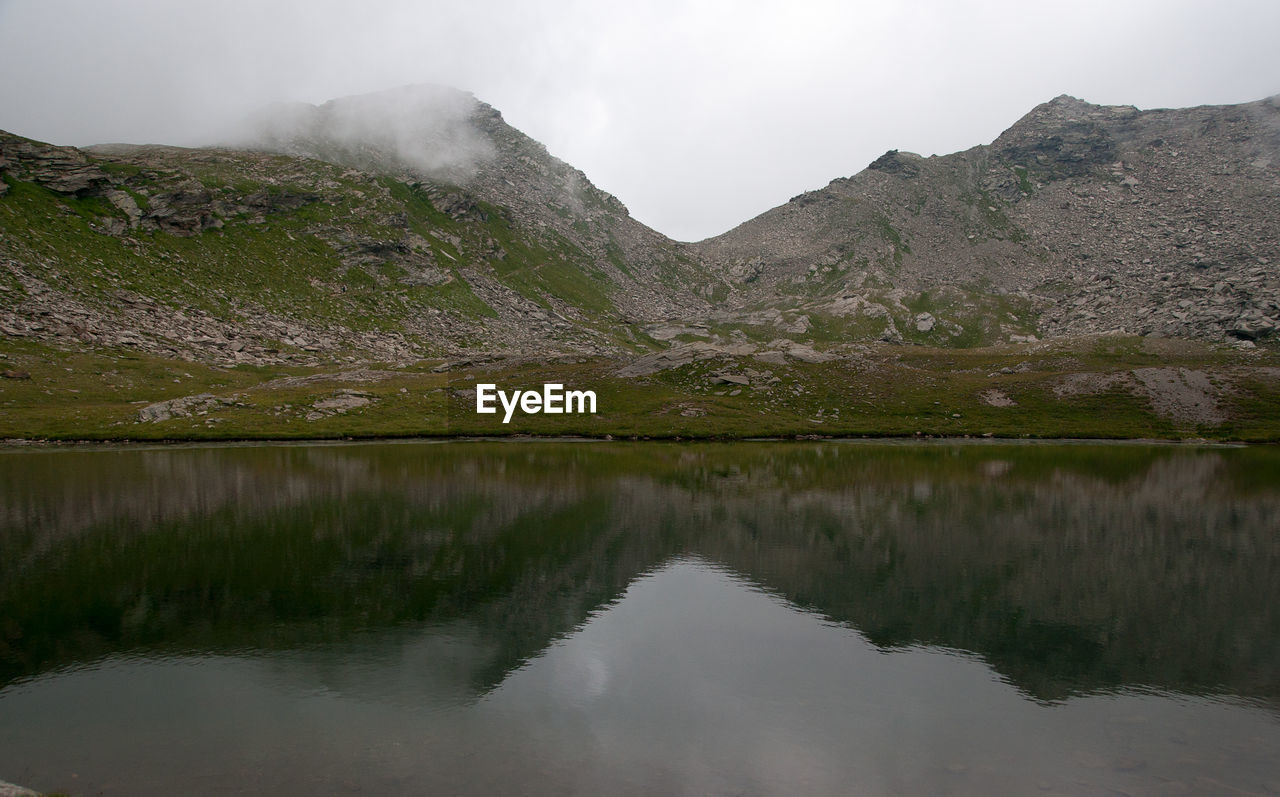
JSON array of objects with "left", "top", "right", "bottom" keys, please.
[{"left": 1, "top": 0, "right": 1278, "bottom": 242}]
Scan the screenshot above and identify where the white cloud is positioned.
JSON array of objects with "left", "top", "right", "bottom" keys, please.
[{"left": 2, "top": 0, "right": 1277, "bottom": 240}]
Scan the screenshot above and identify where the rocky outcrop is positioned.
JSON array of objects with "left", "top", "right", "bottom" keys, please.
[
  {"left": 138, "top": 393, "right": 245, "bottom": 423},
  {"left": 993, "top": 94, "right": 1126, "bottom": 179},
  {"left": 304, "top": 389, "right": 375, "bottom": 420},
  {"left": 866, "top": 149, "right": 923, "bottom": 177},
  {"left": 0, "top": 133, "right": 113, "bottom": 196}
]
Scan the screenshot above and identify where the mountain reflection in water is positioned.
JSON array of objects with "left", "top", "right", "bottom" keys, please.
[{"left": 1, "top": 441, "right": 1278, "bottom": 795}]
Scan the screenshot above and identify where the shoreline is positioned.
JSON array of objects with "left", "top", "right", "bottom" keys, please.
[{"left": 0, "top": 432, "right": 1262, "bottom": 451}]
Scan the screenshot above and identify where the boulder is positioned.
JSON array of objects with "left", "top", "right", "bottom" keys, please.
[
  {"left": 752, "top": 350, "right": 788, "bottom": 366},
  {"left": 785, "top": 344, "right": 838, "bottom": 363}
]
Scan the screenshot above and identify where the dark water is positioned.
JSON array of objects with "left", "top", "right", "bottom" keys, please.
[{"left": 1, "top": 441, "right": 1279, "bottom": 796}]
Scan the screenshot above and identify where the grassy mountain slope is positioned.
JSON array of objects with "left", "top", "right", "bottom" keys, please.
[{"left": 1, "top": 125, "right": 690, "bottom": 366}]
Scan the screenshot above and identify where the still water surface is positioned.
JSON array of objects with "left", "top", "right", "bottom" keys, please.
[{"left": 1, "top": 441, "right": 1279, "bottom": 795}]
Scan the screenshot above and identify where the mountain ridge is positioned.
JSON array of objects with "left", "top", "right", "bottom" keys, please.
[
  {"left": 4, "top": 87, "right": 1277, "bottom": 358},
  {"left": 2, "top": 87, "right": 1279, "bottom": 441},
  {"left": 692, "top": 92, "right": 1280, "bottom": 345}
]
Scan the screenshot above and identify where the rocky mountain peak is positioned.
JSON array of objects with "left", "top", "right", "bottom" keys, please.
[
  {"left": 992, "top": 95, "right": 1138, "bottom": 179},
  {"left": 1022, "top": 94, "right": 1138, "bottom": 123},
  {"left": 231, "top": 84, "right": 713, "bottom": 324},
  {"left": 866, "top": 149, "right": 924, "bottom": 177},
  {"left": 243, "top": 84, "right": 654, "bottom": 248}
]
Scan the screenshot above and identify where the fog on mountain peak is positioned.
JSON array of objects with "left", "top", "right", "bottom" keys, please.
[{"left": 236, "top": 83, "right": 496, "bottom": 182}]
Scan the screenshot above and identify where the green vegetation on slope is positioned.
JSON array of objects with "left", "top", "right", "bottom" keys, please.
[{"left": 0, "top": 137, "right": 650, "bottom": 357}]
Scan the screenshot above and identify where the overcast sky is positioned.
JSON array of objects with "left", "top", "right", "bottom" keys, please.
[{"left": 2, "top": 0, "right": 1278, "bottom": 241}]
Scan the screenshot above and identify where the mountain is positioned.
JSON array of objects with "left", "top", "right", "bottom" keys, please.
[
  {"left": 239, "top": 84, "right": 714, "bottom": 322},
  {"left": 695, "top": 94, "right": 1280, "bottom": 346},
  {"left": 0, "top": 85, "right": 713, "bottom": 366},
  {"left": 1, "top": 88, "right": 1278, "bottom": 441}
]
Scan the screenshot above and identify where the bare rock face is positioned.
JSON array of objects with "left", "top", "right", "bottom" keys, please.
[
  {"left": 1053, "top": 367, "right": 1229, "bottom": 425},
  {"left": 137, "top": 393, "right": 242, "bottom": 423},
  {"left": 1130, "top": 367, "right": 1226, "bottom": 426},
  {"left": 981, "top": 389, "right": 1017, "bottom": 408},
  {"left": 615, "top": 341, "right": 732, "bottom": 377},
  {"left": 866, "top": 149, "right": 923, "bottom": 177},
  {"left": 0, "top": 134, "right": 112, "bottom": 196},
  {"left": 783, "top": 343, "right": 837, "bottom": 363},
  {"left": 993, "top": 94, "right": 1129, "bottom": 180},
  {"left": 305, "top": 390, "right": 375, "bottom": 420}
]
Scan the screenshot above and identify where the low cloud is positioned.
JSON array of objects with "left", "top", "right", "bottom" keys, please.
[
  {"left": 2, "top": 0, "right": 1278, "bottom": 240},
  {"left": 237, "top": 84, "right": 496, "bottom": 183}
]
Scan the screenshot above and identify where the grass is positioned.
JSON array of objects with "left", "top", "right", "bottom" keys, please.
[
  {"left": 1013, "top": 165, "right": 1035, "bottom": 195},
  {"left": 375, "top": 179, "right": 635, "bottom": 340},
  {"left": 767, "top": 284, "right": 1039, "bottom": 349},
  {"left": 874, "top": 214, "right": 911, "bottom": 260},
  {"left": 805, "top": 311, "right": 891, "bottom": 343},
  {"left": 3, "top": 336, "right": 1276, "bottom": 443},
  {"left": 477, "top": 200, "right": 619, "bottom": 320}
]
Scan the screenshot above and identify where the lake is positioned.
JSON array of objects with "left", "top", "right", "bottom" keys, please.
[{"left": 1, "top": 440, "right": 1278, "bottom": 795}]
